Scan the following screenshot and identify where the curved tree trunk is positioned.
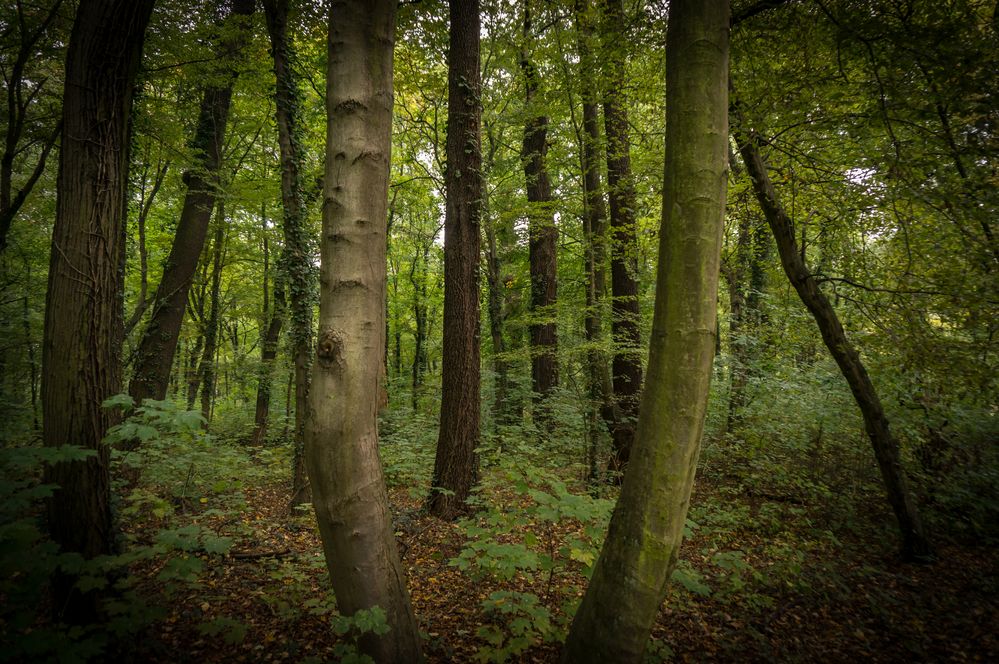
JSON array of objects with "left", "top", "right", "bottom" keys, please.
[
  {"left": 305, "top": 1, "right": 423, "bottom": 660},
  {"left": 732, "top": 113, "right": 933, "bottom": 562},
  {"left": 429, "top": 0, "right": 483, "bottom": 520},
  {"left": 129, "top": 0, "right": 255, "bottom": 405},
  {"left": 42, "top": 0, "right": 154, "bottom": 624},
  {"left": 563, "top": 1, "right": 729, "bottom": 659}
]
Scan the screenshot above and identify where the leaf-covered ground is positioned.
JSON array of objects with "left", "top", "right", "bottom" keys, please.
[{"left": 124, "top": 473, "right": 999, "bottom": 663}]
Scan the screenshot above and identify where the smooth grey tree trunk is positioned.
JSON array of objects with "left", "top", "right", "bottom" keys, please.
[{"left": 305, "top": 1, "right": 423, "bottom": 661}]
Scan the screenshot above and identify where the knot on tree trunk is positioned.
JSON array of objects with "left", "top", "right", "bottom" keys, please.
[{"left": 316, "top": 327, "right": 345, "bottom": 370}]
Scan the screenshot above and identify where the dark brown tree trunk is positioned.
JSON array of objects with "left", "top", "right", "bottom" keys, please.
[
  {"left": 575, "top": 0, "right": 617, "bottom": 482},
  {"left": 263, "top": 0, "right": 314, "bottom": 507},
  {"left": 198, "top": 202, "right": 226, "bottom": 426},
  {"left": 409, "top": 244, "right": 428, "bottom": 412},
  {"left": 520, "top": 2, "right": 559, "bottom": 426},
  {"left": 429, "top": 0, "right": 482, "bottom": 520},
  {"left": 732, "top": 115, "right": 933, "bottom": 562},
  {"left": 42, "top": 0, "right": 154, "bottom": 624},
  {"left": 129, "top": 0, "right": 255, "bottom": 405},
  {"left": 305, "top": 1, "right": 424, "bottom": 659},
  {"left": 251, "top": 214, "right": 285, "bottom": 446},
  {"left": 600, "top": 0, "right": 643, "bottom": 473}
]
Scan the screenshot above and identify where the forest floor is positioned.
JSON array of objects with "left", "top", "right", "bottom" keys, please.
[{"left": 127, "top": 473, "right": 999, "bottom": 663}]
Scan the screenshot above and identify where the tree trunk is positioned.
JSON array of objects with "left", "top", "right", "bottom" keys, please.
[
  {"left": 520, "top": 2, "right": 559, "bottom": 426},
  {"left": 129, "top": 0, "right": 255, "bottom": 405},
  {"left": 305, "top": 1, "right": 423, "bottom": 660},
  {"left": 409, "top": 245, "right": 428, "bottom": 412},
  {"left": 429, "top": 0, "right": 483, "bottom": 520},
  {"left": 262, "top": 0, "right": 315, "bottom": 508},
  {"left": 198, "top": 202, "right": 226, "bottom": 426},
  {"left": 251, "top": 205, "right": 286, "bottom": 446},
  {"left": 600, "top": 0, "right": 643, "bottom": 473},
  {"left": 732, "top": 112, "right": 933, "bottom": 562},
  {"left": 575, "top": 0, "right": 617, "bottom": 483},
  {"left": 42, "top": 0, "right": 154, "bottom": 624},
  {"left": 562, "top": 1, "right": 729, "bottom": 660}
]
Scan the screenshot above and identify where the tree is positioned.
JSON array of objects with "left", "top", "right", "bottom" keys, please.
[
  {"left": 42, "top": 0, "right": 155, "bottom": 622},
  {"left": 562, "top": 0, "right": 729, "bottom": 659},
  {"left": 0, "top": 0, "right": 64, "bottom": 253},
  {"left": 428, "top": 0, "right": 482, "bottom": 520},
  {"left": 731, "top": 111, "right": 933, "bottom": 562},
  {"left": 262, "top": 0, "right": 314, "bottom": 507},
  {"left": 520, "top": 1, "right": 559, "bottom": 425},
  {"left": 129, "top": 0, "right": 255, "bottom": 405},
  {"left": 574, "top": 0, "right": 617, "bottom": 482},
  {"left": 599, "top": 0, "right": 644, "bottom": 473},
  {"left": 305, "top": 0, "right": 423, "bottom": 660}
]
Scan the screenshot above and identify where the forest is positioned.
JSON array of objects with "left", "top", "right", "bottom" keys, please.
[{"left": 0, "top": 0, "right": 996, "bottom": 661}]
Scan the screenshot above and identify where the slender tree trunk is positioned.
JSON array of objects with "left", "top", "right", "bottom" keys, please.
[
  {"left": 600, "top": 0, "right": 643, "bottom": 473},
  {"left": 129, "top": 0, "right": 255, "bottom": 405},
  {"left": 563, "top": 2, "right": 729, "bottom": 659},
  {"left": 520, "top": 2, "right": 559, "bottom": 426},
  {"left": 409, "top": 246, "right": 428, "bottom": 412},
  {"left": 429, "top": 0, "right": 482, "bottom": 519},
  {"left": 0, "top": 0, "right": 64, "bottom": 253},
  {"left": 198, "top": 202, "right": 226, "bottom": 426},
  {"left": 724, "top": 215, "right": 750, "bottom": 433},
  {"left": 732, "top": 113, "right": 933, "bottom": 562},
  {"left": 305, "top": 2, "right": 423, "bottom": 660},
  {"left": 575, "top": 0, "right": 617, "bottom": 482},
  {"left": 42, "top": 0, "right": 154, "bottom": 624},
  {"left": 484, "top": 219, "right": 510, "bottom": 423},
  {"left": 251, "top": 286, "right": 285, "bottom": 445},
  {"left": 251, "top": 205, "right": 286, "bottom": 446},
  {"left": 263, "top": 0, "right": 315, "bottom": 508}
]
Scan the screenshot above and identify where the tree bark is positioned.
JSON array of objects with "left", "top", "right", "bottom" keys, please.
[
  {"left": 600, "top": 0, "right": 643, "bottom": 473},
  {"left": 198, "top": 201, "right": 226, "bottom": 425},
  {"left": 520, "top": 2, "right": 559, "bottom": 426},
  {"left": 262, "top": 0, "right": 314, "bottom": 508},
  {"left": 129, "top": 0, "right": 255, "bottom": 405},
  {"left": 562, "top": 1, "right": 729, "bottom": 660},
  {"left": 305, "top": 1, "right": 423, "bottom": 660},
  {"left": 251, "top": 212, "right": 285, "bottom": 446},
  {"left": 429, "top": 0, "right": 483, "bottom": 520},
  {"left": 41, "top": 0, "right": 154, "bottom": 624},
  {"left": 731, "top": 112, "right": 933, "bottom": 562},
  {"left": 575, "top": 0, "right": 617, "bottom": 482}
]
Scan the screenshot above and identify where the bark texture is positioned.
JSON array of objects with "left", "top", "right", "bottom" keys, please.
[
  {"left": 562, "top": 1, "right": 729, "bottom": 659},
  {"left": 305, "top": 1, "right": 423, "bottom": 660},
  {"left": 600, "top": 0, "right": 643, "bottom": 473},
  {"left": 429, "top": 0, "right": 482, "bottom": 520},
  {"left": 42, "top": 0, "right": 154, "bottom": 623},
  {"left": 129, "top": 0, "right": 255, "bottom": 404},
  {"left": 732, "top": 115, "right": 933, "bottom": 562},
  {"left": 262, "top": 0, "right": 314, "bottom": 508},
  {"left": 520, "top": 3, "right": 559, "bottom": 423},
  {"left": 575, "top": 0, "right": 617, "bottom": 481}
]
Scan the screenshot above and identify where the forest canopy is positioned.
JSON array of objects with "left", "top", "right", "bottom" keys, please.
[{"left": 0, "top": 0, "right": 996, "bottom": 661}]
